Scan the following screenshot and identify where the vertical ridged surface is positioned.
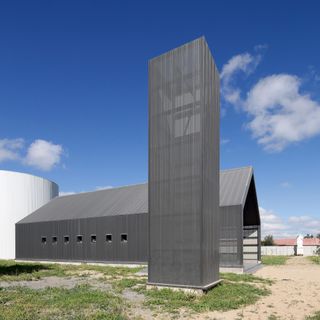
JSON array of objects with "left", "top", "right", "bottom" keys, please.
[
  {"left": 220, "top": 205, "right": 243, "bottom": 267},
  {"left": 0, "top": 170, "right": 58, "bottom": 259},
  {"left": 148, "top": 37, "right": 220, "bottom": 287},
  {"left": 16, "top": 213, "right": 148, "bottom": 263}
]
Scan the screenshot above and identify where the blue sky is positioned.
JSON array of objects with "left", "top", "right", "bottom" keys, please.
[{"left": 0, "top": 1, "right": 319, "bottom": 238}]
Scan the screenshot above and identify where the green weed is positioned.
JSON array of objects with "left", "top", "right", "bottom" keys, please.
[
  {"left": 261, "top": 256, "right": 289, "bottom": 265},
  {"left": 0, "top": 285, "right": 126, "bottom": 320}
]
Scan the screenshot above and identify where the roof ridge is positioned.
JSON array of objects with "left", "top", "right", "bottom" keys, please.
[
  {"left": 59, "top": 182, "right": 147, "bottom": 198},
  {"left": 220, "top": 166, "right": 253, "bottom": 173}
]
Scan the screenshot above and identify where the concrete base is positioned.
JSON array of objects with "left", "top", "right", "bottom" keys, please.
[
  {"left": 220, "top": 262, "right": 262, "bottom": 274},
  {"left": 244, "top": 262, "right": 263, "bottom": 274},
  {"left": 220, "top": 267, "right": 244, "bottom": 274},
  {"left": 15, "top": 259, "right": 147, "bottom": 269},
  {"left": 146, "top": 279, "right": 222, "bottom": 295}
]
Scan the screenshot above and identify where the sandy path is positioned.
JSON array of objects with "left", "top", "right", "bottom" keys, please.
[{"left": 198, "top": 256, "right": 320, "bottom": 320}]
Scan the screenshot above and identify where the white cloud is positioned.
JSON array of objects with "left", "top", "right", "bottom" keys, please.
[
  {"left": 0, "top": 137, "right": 64, "bottom": 171},
  {"left": 254, "top": 44, "right": 268, "bottom": 51},
  {"left": 280, "top": 181, "right": 291, "bottom": 188},
  {"left": 220, "top": 138, "right": 230, "bottom": 145},
  {"left": 260, "top": 206, "right": 320, "bottom": 238},
  {"left": 95, "top": 186, "right": 114, "bottom": 191},
  {"left": 221, "top": 50, "right": 320, "bottom": 152},
  {"left": 221, "top": 53, "right": 260, "bottom": 83},
  {"left": 289, "top": 215, "right": 310, "bottom": 223},
  {"left": 221, "top": 52, "right": 261, "bottom": 106},
  {"left": 259, "top": 207, "right": 288, "bottom": 237},
  {"left": 24, "top": 139, "right": 63, "bottom": 171},
  {"left": 59, "top": 191, "right": 76, "bottom": 197},
  {"left": 289, "top": 215, "right": 320, "bottom": 230},
  {"left": 308, "top": 65, "right": 320, "bottom": 82},
  {"left": 60, "top": 186, "right": 114, "bottom": 196},
  {"left": 0, "top": 138, "right": 24, "bottom": 162},
  {"left": 245, "top": 74, "right": 320, "bottom": 152}
]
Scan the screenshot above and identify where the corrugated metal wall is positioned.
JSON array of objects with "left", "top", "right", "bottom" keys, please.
[
  {"left": 16, "top": 213, "right": 148, "bottom": 263},
  {"left": 220, "top": 205, "right": 243, "bottom": 267},
  {"left": 148, "top": 37, "right": 220, "bottom": 288}
]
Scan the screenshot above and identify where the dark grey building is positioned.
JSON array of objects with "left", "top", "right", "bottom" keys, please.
[
  {"left": 220, "top": 167, "right": 261, "bottom": 272},
  {"left": 16, "top": 184, "right": 148, "bottom": 264},
  {"left": 148, "top": 37, "right": 220, "bottom": 289},
  {"left": 16, "top": 167, "right": 260, "bottom": 273}
]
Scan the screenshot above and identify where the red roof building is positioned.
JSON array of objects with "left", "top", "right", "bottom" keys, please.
[{"left": 274, "top": 238, "right": 320, "bottom": 246}]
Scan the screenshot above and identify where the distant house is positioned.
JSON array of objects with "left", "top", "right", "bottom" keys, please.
[
  {"left": 262, "top": 237, "right": 320, "bottom": 256},
  {"left": 274, "top": 238, "right": 320, "bottom": 256}
]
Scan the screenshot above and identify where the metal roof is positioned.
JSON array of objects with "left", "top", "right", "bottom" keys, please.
[
  {"left": 220, "top": 166, "right": 253, "bottom": 207},
  {"left": 18, "top": 167, "right": 254, "bottom": 224},
  {"left": 18, "top": 183, "right": 148, "bottom": 223}
]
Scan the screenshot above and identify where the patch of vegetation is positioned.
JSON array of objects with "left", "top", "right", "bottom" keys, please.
[
  {"left": 0, "top": 260, "right": 65, "bottom": 281},
  {"left": 261, "top": 255, "right": 289, "bottom": 265},
  {"left": 0, "top": 285, "right": 126, "bottom": 320},
  {"left": 112, "top": 278, "right": 145, "bottom": 293},
  {"left": 137, "top": 281, "right": 270, "bottom": 313},
  {"left": 308, "top": 256, "right": 320, "bottom": 265},
  {"left": 140, "top": 288, "right": 196, "bottom": 313},
  {"left": 0, "top": 260, "right": 143, "bottom": 282},
  {"left": 192, "top": 282, "right": 270, "bottom": 312},
  {"left": 0, "top": 260, "right": 273, "bottom": 316},
  {"left": 306, "top": 311, "right": 320, "bottom": 320},
  {"left": 69, "top": 264, "right": 143, "bottom": 277},
  {"left": 220, "top": 272, "right": 273, "bottom": 285}
]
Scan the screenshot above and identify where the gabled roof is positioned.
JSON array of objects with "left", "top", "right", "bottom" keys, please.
[
  {"left": 18, "top": 166, "right": 254, "bottom": 224},
  {"left": 18, "top": 183, "right": 148, "bottom": 224},
  {"left": 220, "top": 166, "right": 253, "bottom": 207}
]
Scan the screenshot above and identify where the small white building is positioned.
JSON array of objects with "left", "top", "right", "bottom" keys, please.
[
  {"left": 261, "top": 236, "right": 320, "bottom": 256},
  {"left": 296, "top": 235, "right": 304, "bottom": 255},
  {"left": 0, "top": 170, "right": 59, "bottom": 259}
]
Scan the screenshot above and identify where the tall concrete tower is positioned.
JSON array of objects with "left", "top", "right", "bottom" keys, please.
[{"left": 148, "top": 37, "right": 220, "bottom": 290}]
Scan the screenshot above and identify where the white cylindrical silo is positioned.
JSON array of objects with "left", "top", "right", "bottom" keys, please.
[{"left": 0, "top": 170, "right": 59, "bottom": 259}]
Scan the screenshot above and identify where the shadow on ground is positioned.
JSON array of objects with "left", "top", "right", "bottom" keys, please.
[{"left": 0, "top": 263, "right": 50, "bottom": 276}]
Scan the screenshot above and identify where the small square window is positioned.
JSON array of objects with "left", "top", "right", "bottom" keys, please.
[
  {"left": 64, "top": 236, "right": 70, "bottom": 244},
  {"left": 52, "top": 236, "right": 57, "bottom": 244},
  {"left": 41, "top": 237, "right": 47, "bottom": 244},
  {"left": 91, "top": 235, "right": 97, "bottom": 243},
  {"left": 121, "top": 234, "right": 128, "bottom": 243},
  {"left": 76, "top": 235, "right": 83, "bottom": 243},
  {"left": 106, "top": 234, "right": 112, "bottom": 243}
]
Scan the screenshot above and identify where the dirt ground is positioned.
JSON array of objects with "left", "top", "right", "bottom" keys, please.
[
  {"left": 198, "top": 256, "right": 320, "bottom": 320},
  {"left": 0, "top": 275, "right": 112, "bottom": 291},
  {"left": 1, "top": 257, "right": 319, "bottom": 320}
]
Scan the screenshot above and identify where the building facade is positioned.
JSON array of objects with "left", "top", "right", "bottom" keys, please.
[
  {"left": 220, "top": 167, "right": 261, "bottom": 272},
  {"left": 16, "top": 184, "right": 148, "bottom": 263},
  {"left": 16, "top": 167, "right": 260, "bottom": 273}
]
